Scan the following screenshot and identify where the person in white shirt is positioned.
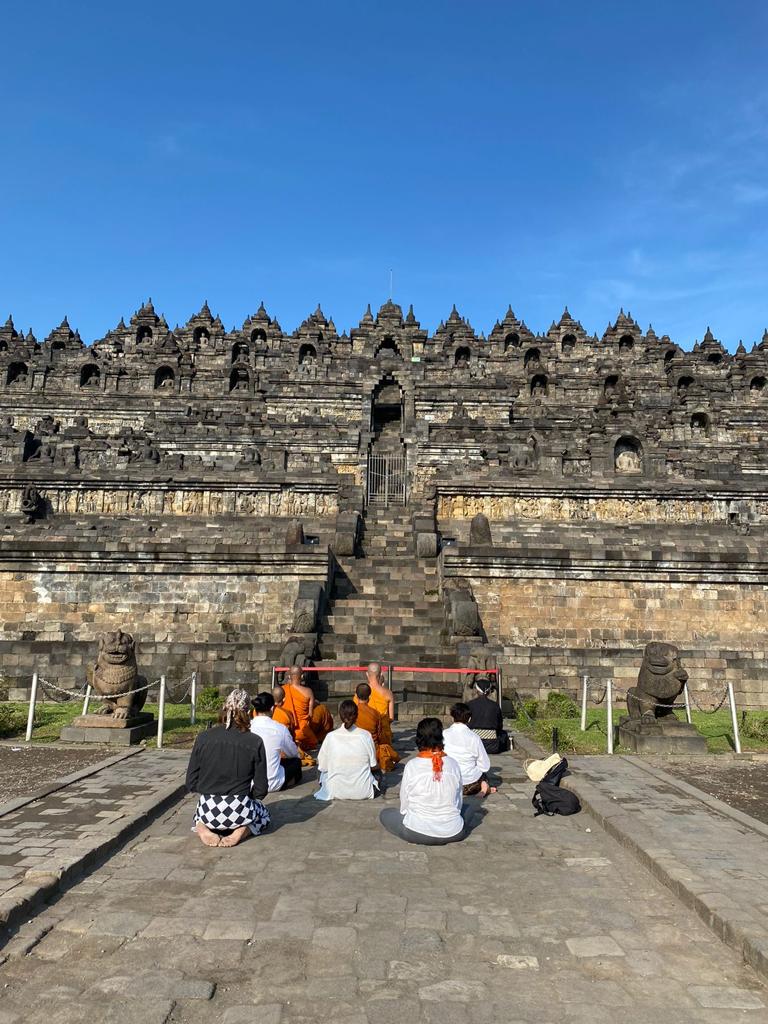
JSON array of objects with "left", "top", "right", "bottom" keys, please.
[
  {"left": 379, "top": 718, "right": 469, "bottom": 845},
  {"left": 314, "top": 700, "right": 379, "bottom": 801},
  {"left": 250, "top": 692, "right": 302, "bottom": 792},
  {"left": 443, "top": 702, "right": 495, "bottom": 797}
]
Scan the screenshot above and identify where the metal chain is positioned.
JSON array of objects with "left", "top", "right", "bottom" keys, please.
[
  {"left": 688, "top": 686, "right": 730, "bottom": 715},
  {"left": 35, "top": 677, "right": 159, "bottom": 700},
  {"left": 38, "top": 678, "right": 87, "bottom": 704}
]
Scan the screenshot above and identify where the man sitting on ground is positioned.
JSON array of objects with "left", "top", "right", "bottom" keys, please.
[
  {"left": 363, "top": 662, "right": 400, "bottom": 771},
  {"left": 281, "top": 666, "right": 335, "bottom": 750},
  {"left": 272, "top": 683, "right": 314, "bottom": 767},
  {"left": 467, "top": 677, "right": 511, "bottom": 754},
  {"left": 443, "top": 702, "right": 495, "bottom": 797},
  {"left": 250, "top": 691, "right": 302, "bottom": 791},
  {"left": 353, "top": 681, "right": 383, "bottom": 751}
]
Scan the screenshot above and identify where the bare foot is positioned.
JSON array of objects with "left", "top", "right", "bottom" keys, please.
[
  {"left": 219, "top": 825, "right": 249, "bottom": 848},
  {"left": 195, "top": 822, "right": 221, "bottom": 847},
  {"left": 480, "top": 781, "right": 497, "bottom": 798}
]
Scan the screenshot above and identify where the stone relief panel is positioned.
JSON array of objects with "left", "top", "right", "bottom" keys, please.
[{"left": 437, "top": 493, "right": 725, "bottom": 524}]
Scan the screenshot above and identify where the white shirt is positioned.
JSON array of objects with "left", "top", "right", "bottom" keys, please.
[
  {"left": 399, "top": 755, "right": 464, "bottom": 838},
  {"left": 250, "top": 715, "right": 299, "bottom": 792},
  {"left": 443, "top": 722, "right": 491, "bottom": 785},
  {"left": 314, "top": 725, "right": 378, "bottom": 801}
]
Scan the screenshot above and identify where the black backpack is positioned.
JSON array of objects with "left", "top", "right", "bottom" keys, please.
[{"left": 531, "top": 757, "right": 581, "bottom": 817}]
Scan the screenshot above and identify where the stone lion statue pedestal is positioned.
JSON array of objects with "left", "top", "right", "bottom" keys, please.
[
  {"left": 60, "top": 630, "right": 157, "bottom": 746},
  {"left": 617, "top": 642, "right": 706, "bottom": 754}
]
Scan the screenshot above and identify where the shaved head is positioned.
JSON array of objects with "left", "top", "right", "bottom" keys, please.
[
  {"left": 367, "top": 662, "right": 381, "bottom": 678},
  {"left": 288, "top": 666, "right": 303, "bottom": 682},
  {"left": 272, "top": 684, "right": 285, "bottom": 703}
]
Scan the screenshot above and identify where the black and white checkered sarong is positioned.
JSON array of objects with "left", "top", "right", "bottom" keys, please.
[{"left": 194, "top": 793, "right": 270, "bottom": 836}]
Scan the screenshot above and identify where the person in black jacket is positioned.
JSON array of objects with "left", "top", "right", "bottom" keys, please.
[
  {"left": 186, "top": 688, "right": 270, "bottom": 847},
  {"left": 467, "top": 678, "right": 511, "bottom": 755}
]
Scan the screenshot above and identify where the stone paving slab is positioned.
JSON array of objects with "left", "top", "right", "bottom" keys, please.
[
  {"left": 0, "top": 748, "right": 188, "bottom": 940},
  {"left": 559, "top": 751, "right": 768, "bottom": 986},
  {"left": 0, "top": 744, "right": 766, "bottom": 1023}
]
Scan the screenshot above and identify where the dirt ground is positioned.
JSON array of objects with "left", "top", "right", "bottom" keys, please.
[
  {"left": 0, "top": 744, "right": 113, "bottom": 804},
  {"left": 648, "top": 755, "right": 768, "bottom": 827}
]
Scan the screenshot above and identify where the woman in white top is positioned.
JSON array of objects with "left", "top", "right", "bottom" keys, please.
[
  {"left": 314, "top": 700, "right": 379, "bottom": 801},
  {"left": 379, "top": 718, "right": 467, "bottom": 845},
  {"left": 443, "top": 702, "right": 495, "bottom": 797}
]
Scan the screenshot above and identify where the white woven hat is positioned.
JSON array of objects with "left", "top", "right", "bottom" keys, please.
[{"left": 524, "top": 752, "right": 563, "bottom": 783}]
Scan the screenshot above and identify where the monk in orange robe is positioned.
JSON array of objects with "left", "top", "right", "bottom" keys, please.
[
  {"left": 282, "top": 667, "right": 320, "bottom": 750},
  {"left": 272, "top": 682, "right": 315, "bottom": 767},
  {"left": 364, "top": 663, "right": 401, "bottom": 770},
  {"left": 310, "top": 703, "right": 334, "bottom": 745},
  {"left": 354, "top": 681, "right": 398, "bottom": 772}
]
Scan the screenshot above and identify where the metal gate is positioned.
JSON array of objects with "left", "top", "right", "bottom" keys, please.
[{"left": 367, "top": 450, "right": 407, "bottom": 507}]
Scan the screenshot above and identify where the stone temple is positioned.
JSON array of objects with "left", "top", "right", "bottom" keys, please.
[{"left": 2, "top": 298, "right": 768, "bottom": 712}]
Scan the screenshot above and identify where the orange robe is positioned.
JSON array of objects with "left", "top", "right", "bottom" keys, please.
[
  {"left": 369, "top": 689, "right": 401, "bottom": 771},
  {"left": 354, "top": 697, "right": 399, "bottom": 773},
  {"left": 311, "top": 703, "right": 334, "bottom": 746},
  {"left": 274, "top": 701, "right": 315, "bottom": 767},
  {"left": 273, "top": 705, "right": 296, "bottom": 734},
  {"left": 283, "top": 683, "right": 319, "bottom": 750}
]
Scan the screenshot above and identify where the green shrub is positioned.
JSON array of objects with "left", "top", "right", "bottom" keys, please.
[
  {"left": 195, "top": 686, "right": 222, "bottom": 713},
  {"left": 741, "top": 712, "right": 768, "bottom": 742},
  {"left": 543, "top": 691, "right": 580, "bottom": 719},
  {"left": 0, "top": 703, "right": 26, "bottom": 738},
  {"left": 518, "top": 698, "right": 539, "bottom": 721}
]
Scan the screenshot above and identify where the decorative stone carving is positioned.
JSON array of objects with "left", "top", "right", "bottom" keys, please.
[
  {"left": 20, "top": 484, "right": 40, "bottom": 522},
  {"left": 90, "top": 630, "right": 148, "bottom": 720},
  {"left": 285, "top": 519, "right": 305, "bottom": 547},
  {"left": 444, "top": 580, "right": 481, "bottom": 637},
  {"left": 469, "top": 512, "right": 492, "bottom": 546},
  {"left": 279, "top": 633, "right": 317, "bottom": 670},
  {"left": 291, "top": 581, "right": 324, "bottom": 634},
  {"left": 619, "top": 642, "right": 706, "bottom": 753}
]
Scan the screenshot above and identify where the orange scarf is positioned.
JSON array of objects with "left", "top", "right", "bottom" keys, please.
[{"left": 418, "top": 748, "right": 444, "bottom": 781}]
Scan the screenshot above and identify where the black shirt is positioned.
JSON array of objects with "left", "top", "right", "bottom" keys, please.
[
  {"left": 467, "top": 694, "right": 504, "bottom": 735},
  {"left": 186, "top": 725, "right": 268, "bottom": 800}
]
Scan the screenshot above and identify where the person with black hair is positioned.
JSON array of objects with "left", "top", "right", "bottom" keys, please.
[
  {"left": 379, "top": 717, "right": 467, "bottom": 845},
  {"left": 467, "top": 678, "right": 511, "bottom": 755},
  {"left": 444, "top": 702, "right": 495, "bottom": 796},
  {"left": 313, "top": 700, "right": 379, "bottom": 801},
  {"left": 250, "top": 691, "right": 303, "bottom": 792}
]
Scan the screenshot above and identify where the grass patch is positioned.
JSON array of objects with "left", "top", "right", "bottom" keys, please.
[
  {"left": 0, "top": 701, "right": 215, "bottom": 747},
  {"left": 512, "top": 705, "right": 768, "bottom": 755}
]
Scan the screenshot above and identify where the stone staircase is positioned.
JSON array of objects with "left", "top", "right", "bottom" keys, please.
[{"left": 316, "top": 508, "right": 461, "bottom": 718}]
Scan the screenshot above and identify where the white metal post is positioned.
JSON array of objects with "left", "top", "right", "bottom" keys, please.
[
  {"left": 606, "top": 678, "right": 614, "bottom": 754},
  {"left": 82, "top": 683, "right": 92, "bottom": 716},
  {"left": 728, "top": 682, "right": 742, "bottom": 754},
  {"left": 271, "top": 667, "right": 276, "bottom": 688},
  {"left": 496, "top": 666, "right": 503, "bottom": 710},
  {"left": 25, "top": 672, "right": 39, "bottom": 743},
  {"left": 190, "top": 671, "right": 197, "bottom": 725},
  {"left": 580, "top": 674, "right": 588, "bottom": 731},
  {"left": 683, "top": 683, "right": 692, "bottom": 725},
  {"left": 157, "top": 675, "right": 166, "bottom": 749}
]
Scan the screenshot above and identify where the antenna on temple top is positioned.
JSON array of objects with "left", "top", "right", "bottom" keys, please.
[{"left": 389, "top": 268, "right": 393, "bottom": 300}]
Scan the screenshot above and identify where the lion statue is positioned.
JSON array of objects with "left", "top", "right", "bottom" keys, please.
[
  {"left": 626, "top": 642, "right": 688, "bottom": 722},
  {"left": 91, "top": 630, "right": 147, "bottom": 720}
]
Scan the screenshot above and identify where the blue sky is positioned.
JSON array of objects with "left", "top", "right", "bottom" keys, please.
[{"left": 1, "top": 1, "right": 767, "bottom": 349}]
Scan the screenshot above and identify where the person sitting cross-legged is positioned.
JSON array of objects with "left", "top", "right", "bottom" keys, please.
[
  {"left": 379, "top": 717, "right": 468, "bottom": 846},
  {"left": 186, "top": 688, "right": 270, "bottom": 848},
  {"left": 250, "top": 691, "right": 303, "bottom": 792},
  {"left": 443, "top": 702, "right": 495, "bottom": 797},
  {"left": 363, "top": 662, "right": 401, "bottom": 771},
  {"left": 314, "top": 700, "right": 379, "bottom": 801},
  {"left": 272, "top": 683, "right": 315, "bottom": 767},
  {"left": 467, "top": 677, "right": 511, "bottom": 755}
]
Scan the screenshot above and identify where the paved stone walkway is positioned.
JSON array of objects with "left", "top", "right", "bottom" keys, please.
[
  {"left": 568, "top": 754, "right": 768, "bottom": 982},
  {"left": 1, "top": 745, "right": 766, "bottom": 1023},
  {"left": 0, "top": 750, "right": 187, "bottom": 922}
]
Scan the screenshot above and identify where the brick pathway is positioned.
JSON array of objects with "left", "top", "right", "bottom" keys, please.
[
  {"left": 0, "top": 750, "right": 188, "bottom": 922},
  {"left": 1, "top": 744, "right": 766, "bottom": 1023}
]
